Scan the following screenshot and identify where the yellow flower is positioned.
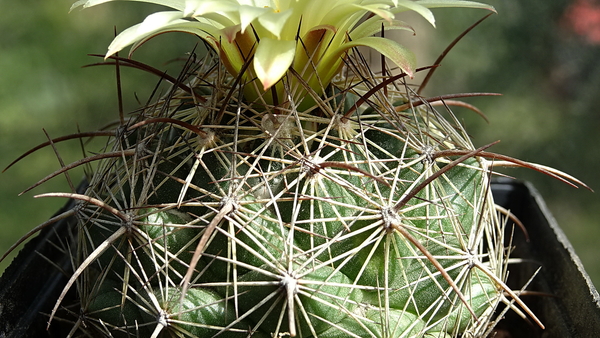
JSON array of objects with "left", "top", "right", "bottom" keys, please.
[{"left": 72, "top": 0, "right": 493, "bottom": 104}]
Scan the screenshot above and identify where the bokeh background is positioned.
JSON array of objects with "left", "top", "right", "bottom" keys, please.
[{"left": 2, "top": 0, "right": 599, "bottom": 290}]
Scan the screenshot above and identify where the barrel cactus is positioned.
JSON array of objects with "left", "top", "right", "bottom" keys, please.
[{"left": 2, "top": 0, "right": 589, "bottom": 337}]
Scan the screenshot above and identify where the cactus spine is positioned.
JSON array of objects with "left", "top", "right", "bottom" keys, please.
[
  {"left": 51, "top": 50, "right": 512, "bottom": 337},
  {"left": 10, "top": 0, "right": 590, "bottom": 337}
]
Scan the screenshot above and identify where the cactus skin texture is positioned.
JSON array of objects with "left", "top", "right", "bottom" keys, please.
[{"left": 47, "top": 46, "right": 517, "bottom": 338}]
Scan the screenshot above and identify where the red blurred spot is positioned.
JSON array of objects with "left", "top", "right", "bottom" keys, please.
[{"left": 563, "top": 0, "right": 600, "bottom": 44}]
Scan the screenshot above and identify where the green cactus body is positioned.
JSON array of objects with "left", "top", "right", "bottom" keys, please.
[
  {"left": 34, "top": 0, "right": 527, "bottom": 337},
  {"left": 69, "top": 66, "right": 504, "bottom": 336},
  {"left": 234, "top": 262, "right": 363, "bottom": 336},
  {"left": 136, "top": 208, "right": 200, "bottom": 284},
  {"left": 86, "top": 278, "right": 146, "bottom": 337}
]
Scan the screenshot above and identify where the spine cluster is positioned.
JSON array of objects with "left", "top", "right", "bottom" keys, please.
[{"left": 51, "top": 51, "right": 511, "bottom": 338}]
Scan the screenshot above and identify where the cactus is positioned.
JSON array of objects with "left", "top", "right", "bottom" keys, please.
[{"left": 1, "top": 0, "right": 590, "bottom": 337}]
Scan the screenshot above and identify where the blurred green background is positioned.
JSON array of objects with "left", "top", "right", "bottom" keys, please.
[{"left": 1, "top": 0, "right": 599, "bottom": 290}]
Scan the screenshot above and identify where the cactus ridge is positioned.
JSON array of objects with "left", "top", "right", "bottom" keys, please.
[{"left": 34, "top": 49, "right": 524, "bottom": 337}]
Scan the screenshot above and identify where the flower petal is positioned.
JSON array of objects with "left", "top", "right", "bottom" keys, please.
[
  {"left": 395, "top": 0, "right": 436, "bottom": 26},
  {"left": 394, "top": 0, "right": 496, "bottom": 27},
  {"left": 71, "top": 0, "right": 185, "bottom": 12},
  {"left": 354, "top": 4, "right": 395, "bottom": 22},
  {"left": 253, "top": 37, "right": 296, "bottom": 90},
  {"left": 184, "top": 0, "right": 239, "bottom": 16},
  {"left": 106, "top": 11, "right": 216, "bottom": 57},
  {"left": 257, "top": 8, "right": 294, "bottom": 38},
  {"left": 238, "top": 5, "right": 270, "bottom": 32},
  {"left": 298, "top": 25, "right": 336, "bottom": 59},
  {"left": 293, "top": 25, "right": 335, "bottom": 78},
  {"left": 331, "top": 36, "right": 416, "bottom": 78},
  {"left": 349, "top": 19, "right": 415, "bottom": 40},
  {"left": 415, "top": 0, "right": 496, "bottom": 12},
  {"left": 211, "top": 32, "right": 256, "bottom": 77},
  {"left": 221, "top": 24, "right": 242, "bottom": 43}
]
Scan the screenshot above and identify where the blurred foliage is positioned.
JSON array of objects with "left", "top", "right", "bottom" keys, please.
[{"left": 1, "top": 0, "right": 598, "bottom": 289}]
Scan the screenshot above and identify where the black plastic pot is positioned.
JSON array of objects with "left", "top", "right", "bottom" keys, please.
[
  {"left": 0, "top": 188, "right": 79, "bottom": 338},
  {"left": 1, "top": 179, "right": 599, "bottom": 337},
  {"left": 491, "top": 178, "right": 600, "bottom": 337}
]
